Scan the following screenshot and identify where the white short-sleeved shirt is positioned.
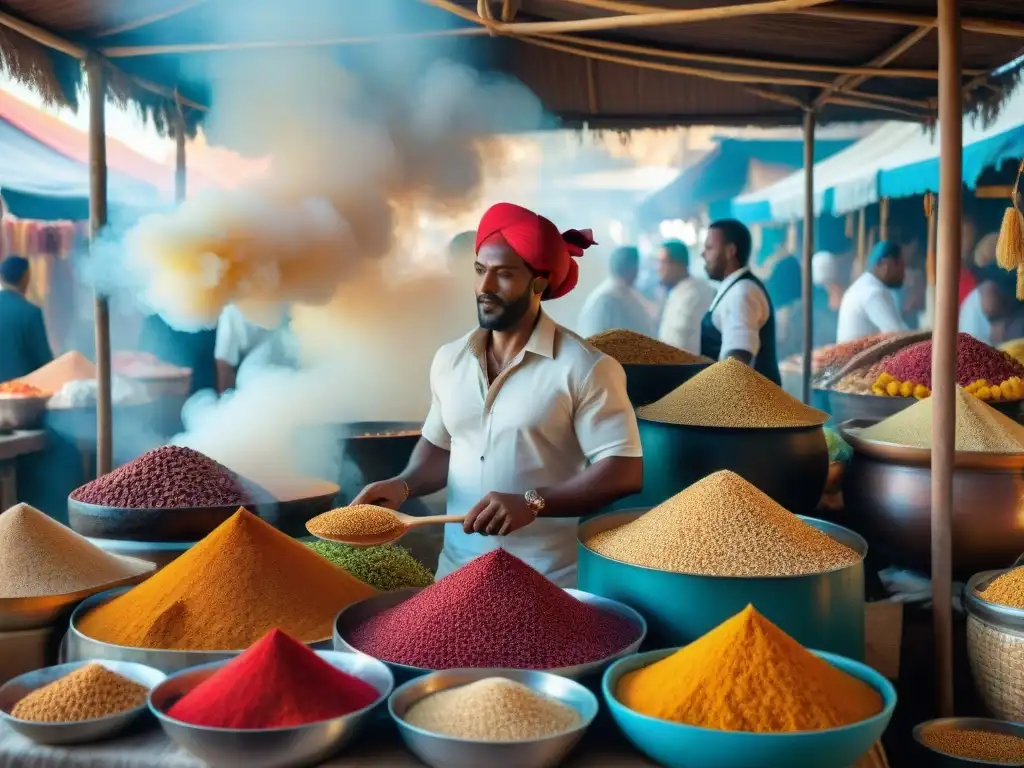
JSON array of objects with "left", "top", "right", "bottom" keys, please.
[
  {"left": 836, "top": 272, "right": 909, "bottom": 343},
  {"left": 658, "top": 275, "right": 717, "bottom": 354},
  {"left": 576, "top": 277, "right": 656, "bottom": 338},
  {"left": 422, "top": 311, "right": 642, "bottom": 587},
  {"left": 958, "top": 287, "right": 992, "bottom": 344},
  {"left": 214, "top": 305, "right": 297, "bottom": 387},
  {"left": 709, "top": 268, "right": 770, "bottom": 358}
]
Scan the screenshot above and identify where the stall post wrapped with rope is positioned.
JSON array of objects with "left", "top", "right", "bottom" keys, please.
[{"left": 800, "top": 109, "right": 815, "bottom": 405}]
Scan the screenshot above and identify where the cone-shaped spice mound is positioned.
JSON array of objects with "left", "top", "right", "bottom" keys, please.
[
  {"left": 637, "top": 358, "right": 828, "bottom": 428},
  {"left": 71, "top": 446, "right": 253, "bottom": 509},
  {"left": 616, "top": 605, "right": 883, "bottom": 732},
  {"left": 77, "top": 509, "right": 376, "bottom": 650},
  {"left": 976, "top": 565, "right": 1024, "bottom": 609},
  {"left": 11, "top": 664, "right": 148, "bottom": 723},
  {"left": 585, "top": 471, "right": 858, "bottom": 577},
  {"left": 347, "top": 550, "right": 640, "bottom": 669},
  {"left": 861, "top": 387, "right": 1024, "bottom": 452},
  {"left": 0, "top": 503, "right": 152, "bottom": 597},
  {"left": 18, "top": 351, "right": 95, "bottom": 394},
  {"left": 587, "top": 329, "right": 709, "bottom": 365},
  {"left": 882, "top": 332, "right": 1024, "bottom": 387},
  {"left": 167, "top": 629, "right": 379, "bottom": 729}
]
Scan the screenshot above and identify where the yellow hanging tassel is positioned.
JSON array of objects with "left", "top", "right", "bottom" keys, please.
[{"left": 996, "top": 159, "right": 1024, "bottom": 271}]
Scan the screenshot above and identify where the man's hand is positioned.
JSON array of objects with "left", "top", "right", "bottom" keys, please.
[
  {"left": 351, "top": 478, "right": 408, "bottom": 510},
  {"left": 464, "top": 492, "right": 536, "bottom": 536}
]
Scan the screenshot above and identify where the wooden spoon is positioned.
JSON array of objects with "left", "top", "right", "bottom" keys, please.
[{"left": 307, "top": 509, "right": 467, "bottom": 548}]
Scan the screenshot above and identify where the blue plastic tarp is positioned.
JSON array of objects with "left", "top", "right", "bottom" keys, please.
[{"left": 0, "top": 116, "right": 160, "bottom": 221}]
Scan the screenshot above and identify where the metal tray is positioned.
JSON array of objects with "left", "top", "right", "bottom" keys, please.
[
  {"left": 334, "top": 587, "right": 646, "bottom": 682},
  {"left": 0, "top": 396, "right": 49, "bottom": 431},
  {"left": 0, "top": 556, "right": 155, "bottom": 632}
]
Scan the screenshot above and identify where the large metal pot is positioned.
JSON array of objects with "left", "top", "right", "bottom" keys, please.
[
  {"left": 964, "top": 568, "right": 1024, "bottom": 722},
  {"left": 828, "top": 391, "right": 1022, "bottom": 426},
  {"left": 338, "top": 421, "right": 421, "bottom": 488},
  {"left": 577, "top": 509, "right": 866, "bottom": 660},
  {"left": 615, "top": 419, "right": 829, "bottom": 515},
  {"left": 841, "top": 423, "right": 1024, "bottom": 577},
  {"left": 621, "top": 363, "right": 709, "bottom": 408}
]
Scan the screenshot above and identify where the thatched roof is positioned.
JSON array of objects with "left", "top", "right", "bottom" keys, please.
[{"left": 1, "top": 0, "right": 1024, "bottom": 134}]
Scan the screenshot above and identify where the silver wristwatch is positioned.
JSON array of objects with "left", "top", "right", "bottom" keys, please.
[{"left": 524, "top": 489, "right": 546, "bottom": 517}]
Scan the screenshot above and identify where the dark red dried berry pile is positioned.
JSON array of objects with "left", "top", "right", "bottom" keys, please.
[
  {"left": 71, "top": 446, "right": 253, "bottom": 509},
  {"left": 882, "top": 333, "right": 1024, "bottom": 387},
  {"left": 347, "top": 549, "right": 640, "bottom": 669}
]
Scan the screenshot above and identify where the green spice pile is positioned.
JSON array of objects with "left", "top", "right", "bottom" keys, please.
[
  {"left": 306, "top": 541, "right": 434, "bottom": 591},
  {"left": 860, "top": 386, "right": 1024, "bottom": 452},
  {"left": 11, "top": 664, "right": 149, "bottom": 723},
  {"left": 637, "top": 358, "right": 829, "bottom": 428},
  {"left": 585, "top": 470, "right": 859, "bottom": 577},
  {"left": 587, "top": 329, "right": 709, "bottom": 365},
  {"left": 404, "top": 677, "right": 581, "bottom": 741},
  {"left": 920, "top": 725, "right": 1024, "bottom": 764}
]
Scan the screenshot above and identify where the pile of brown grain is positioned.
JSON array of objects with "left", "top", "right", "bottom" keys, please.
[
  {"left": 919, "top": 724, "right": 1024, "bottom": 764},
  {"left": 0, "top": 503, "right": 151, "bottom": 598},
  {"left": 404, "top": 678, "right": 581, "bottom": 741},
  {"left": 306, "top": 505, "right": 402, "bottom": 539},
  {"left": 17, "top": 351, "right": 96, "bottom": 395},
  {"left": 10, "top": 664, "right": 149, "bottom": 723},
  {"left": 637, "top": 358, "right": 829, "bottom": 428},
  {"left": 976, "top": 566, "right": 1024, "bottom": 610},
  {"left": 585, "top": 471, "right": 859, "bottom": 576},
  {"left": 860, "top": 387, "right": 1024, "bottom": 452},
  {"left": 587, "top": 329, "right": 709, "bottom": 365}
]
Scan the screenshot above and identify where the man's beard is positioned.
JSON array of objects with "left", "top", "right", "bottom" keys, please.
[{"left": 477, "top": 288, "right": 534, "bottom": 331}]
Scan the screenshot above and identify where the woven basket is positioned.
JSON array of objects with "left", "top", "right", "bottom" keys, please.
[{"left": 967, "top": 614, "right": 1024, "bottom": 721}]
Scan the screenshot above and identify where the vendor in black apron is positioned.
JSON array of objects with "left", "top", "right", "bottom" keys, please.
[{"left": 699, "top": 219, "right": 781, "bottom": 384}]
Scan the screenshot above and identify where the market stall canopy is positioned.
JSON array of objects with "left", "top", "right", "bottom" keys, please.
[
  {"left": 637, "top": 133, "right": 860, "bottom": 226},
  {"left": 732, "top": 87, "right": 1024, "bottom": 222},
  {"left": 0, "top": 91, "right": 161, "bottom": 220},
  {"left": 3, "top": 0, "right": 1024, "bottom": 132}
]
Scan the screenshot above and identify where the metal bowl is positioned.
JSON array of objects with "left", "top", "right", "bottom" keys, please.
[
  {"left": 334, "top": 587, "right": 646, "bottom": 685},
  {"left": 84, "top": 537, "right": 195, "bottom": 572},
  {"left": 578, "top": 510, "right": 867, "bottom": 660},
  {"left": 149, "top": 650, "right": 393, "bottom": 768},
  {"left": 617, "top": 419, "right": 829, "bottom": 516},
  {"left": 603, "top": 648, "right": 896, "bottom": 768},
  {"left": 840, "top": 421, "right": 1024, "bottom": 577},
  {"left": 64, "top": 588, "right": 332, "bottom": 674},
  {"left": 0, "top": 395, "right": 49, "bottom": 430},
  {"left": 337, "top": 421, "right": 422, "bottom": 488},
  {"left": 388, "top": 668, "right": 598, "bottom": 768},
  {"left": 828, "top": 391, "right": 1022, "bottom": 426},
  {"left": 258, "top": 481, "right": 340, "bottom": 539},
  {"left": 913, "top": 717, "right": 1024, "bottom": 766},
  {"left": 621, "top": 362, "right": 710, "bottom": 408},
  {"left": 964, "top": 569, "right": 1024, "bottom": 722},
  {"left": 0, "top": 555, "right": 155, "bottom": 632},
  {"left": 0, "top": 659, "right": 166, "bottom": 745}
]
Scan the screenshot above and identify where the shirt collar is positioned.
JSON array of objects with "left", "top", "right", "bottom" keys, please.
[
  {"left": 465, "top": 310, "right": 557, "bottom": 362},
  {"left": 715, "top": 266, "right": 750, "bottom": 298}
]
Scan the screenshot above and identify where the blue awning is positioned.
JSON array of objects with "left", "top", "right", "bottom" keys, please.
[{"left": 0, "top": 116, "right": 160, "bottom": 221}]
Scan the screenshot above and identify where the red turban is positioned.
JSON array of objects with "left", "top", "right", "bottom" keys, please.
[{"left": 475, "top": 202, "right": 596, "bottom": 300}]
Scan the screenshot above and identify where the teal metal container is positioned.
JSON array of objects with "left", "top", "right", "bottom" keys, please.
[
  {"left": 577, "top": 510, "right": 866, "bottom": 660},
  {"left": 602, "top": 648, "right": 896, "bottom": 768}
]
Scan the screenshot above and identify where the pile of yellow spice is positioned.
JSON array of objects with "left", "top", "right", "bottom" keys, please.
[
  {"left": 615, "top": 605, "right": 883, "bottom": 733},
  {"left": 976, "top": 566, "right": 1024, "bottom": 610}
]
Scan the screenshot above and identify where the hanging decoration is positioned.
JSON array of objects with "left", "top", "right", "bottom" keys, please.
[{"left": 996, "top": 159, "right": 1024, "bottom": 298}]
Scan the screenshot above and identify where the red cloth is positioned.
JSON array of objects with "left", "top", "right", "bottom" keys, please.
[{"left": 475, "top": 202, "right": 596, "bottom": 299}]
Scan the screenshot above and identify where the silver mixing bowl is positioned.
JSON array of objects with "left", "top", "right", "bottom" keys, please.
[
  {"left": 389, "top": 668, "right": 598, "bottom": 768},
  {"left": 0, "top": 659, "right": 166, "bottom": 745},
  {"left": 149, "top": 650, "right": 393, "bottom": 768},
  {"left": 333, "top": 587, "right": 646, "bottom": 683},
  {"left": 913, "top": 717, "right": 1024, "bottom": 767}
]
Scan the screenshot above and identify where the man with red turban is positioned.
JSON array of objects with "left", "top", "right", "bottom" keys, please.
[{"left": 354, "top": 203, "right": 643, "bottom": 586}]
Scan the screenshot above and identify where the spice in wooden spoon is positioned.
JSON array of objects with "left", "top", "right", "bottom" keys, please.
[{"left": 306, "top": 505, "right": 466, "bottom": 547}]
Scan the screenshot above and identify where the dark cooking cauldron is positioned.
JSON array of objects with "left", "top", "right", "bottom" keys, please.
[
  {"left": 621, "top": 363, "right": 710, "bottom": 408},
  {"left": 613, "top": 418, "right": 830, "bottom": 515},
  {"left": 338, "top": 421, "right": 421, "bottom": 485}
]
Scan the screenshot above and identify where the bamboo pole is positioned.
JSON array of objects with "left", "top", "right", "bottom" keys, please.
[
  {"left": 799, "top": 5, "right": 1024, "bottom": 38},
  {"left": 932, "top": 0, "right": 962, "bottom": 719},
  {"left": 801, "top": 109, "right": 815, "bottom": 405},
  {"left": 925, "top": 193, "right": 937, "bottom": 286},
  {"left": 175, "top": 108, "right": 187, "bottom": 203},
  {"left": 94, "top": 0, "right": 209, "bottom": 38},
  {"left": 87, "top": 56, "right": 112, "bottom": 478},
  {"left": 880, "top": 197, "right": 890, "bottom": 241},
  {"left": 856, "top": 208, "right": 867, "bottom": 277}
]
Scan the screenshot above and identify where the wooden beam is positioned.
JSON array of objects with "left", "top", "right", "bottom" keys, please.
[
  {"left": 932, "top": 0, "right": 962, "bottom": 721},
  {"left": 814, "top": 26, "right": 932, "bottom": 110},
  {"left": 0, "top": 8, "right": 84, "bottom": 58},
  {"left": 87, "top": 55, "right": 112, "bottom": 478},
  {"left": 175, "top": 99, "right": 187, "bottom": 203},
  {"left": 801, "top": 110, "right": 815, "bottom": 406},
  {"left": 799, "top": 6, "right": 1024, "bottom": 39},
  {"left": 93, "top": 0, "right": 209, "bottom": 38}
]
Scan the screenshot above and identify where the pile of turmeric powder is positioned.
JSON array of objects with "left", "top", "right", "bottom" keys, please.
[
  {"left": 76, "top": 509, "right": 376, "bottom": 651},
  {"left": 616, "top": 605, "right": 883, "bottom": 733}
]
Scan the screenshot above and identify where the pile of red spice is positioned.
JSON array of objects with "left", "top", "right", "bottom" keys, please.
[
  {"left": 881, "top": 333, "right": 1024, "bottom": 387},
  {"left": 166, "top": 629, "right": 380, "bottom": 729},
  {"left": 347, "top": 549, "right": 640, "bottom": 669},
  {"left": 71, "top": 446, "right": 253, "bottom": 509}
]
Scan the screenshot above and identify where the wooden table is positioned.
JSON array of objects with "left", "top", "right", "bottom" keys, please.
[{"left": 0, "top": 430, "right": 45, "bottom": 509}]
